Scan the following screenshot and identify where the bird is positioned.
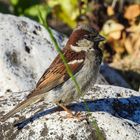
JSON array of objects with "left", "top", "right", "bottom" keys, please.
[{"left": 0, "top": 24, "right": 104, "bottom": 122}]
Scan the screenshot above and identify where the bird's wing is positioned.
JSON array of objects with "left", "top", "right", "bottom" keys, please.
[
  {"left": 0, "top": 50, "right": 85, "bottom": 122},
  {"left": 27, "top": 58, "right": 84, "bottom": 99}
]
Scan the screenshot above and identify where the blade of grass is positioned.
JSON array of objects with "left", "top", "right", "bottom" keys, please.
[
  {"left": 38, "top": 6, "right": 82, "bottom": 96},
  {"left": 38, "top": 6, "right": 105, "bottom": 140}
]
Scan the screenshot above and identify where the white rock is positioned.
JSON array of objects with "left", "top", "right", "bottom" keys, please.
[
  {"left": 0, "top": 13, "right": 140, "bottom": 140},
  {"left": 100, "top": 64, "right": 131, "bottom": 88},
  {"left": 0, "top": 13, "right": 107, "bottom": 96},
  {"left": 0, "top": 13, "right": 67, "bottom": 96},
  {"left": 0, "top": 84, "right": 140, "bottom": 140}
]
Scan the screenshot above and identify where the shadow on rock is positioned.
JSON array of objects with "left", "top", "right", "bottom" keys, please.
[{"left": 15, "top": 95, "right": 140, "bottom": 129}]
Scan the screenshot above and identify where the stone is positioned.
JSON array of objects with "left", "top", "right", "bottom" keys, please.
[
  {"left": 0, "top": 13, "right": 139, "bottom": 140},
  {"left": 0, "top": 13, "right": 67, "bottom": 96},
  {"left": 0, "top": 84, "right": 140, "bottom": 140}
]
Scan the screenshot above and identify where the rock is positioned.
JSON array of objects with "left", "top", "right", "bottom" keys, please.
[
  {"left": 96, "top": 73, "right": 109, "bottom": 85},
  {"left": 0, "top": 13, "right": 67, "bottom": 96},
  {"left": 0, "top": 13, "right": 140, "bottom": 140},
  {"left": 0, "top": 84, "right": 140, "bottom": 140},
  {"left": 100, "top": 64, "right": 131, "bottom": 88},
  {"left": 0, "top": 13, "right": 107, "bottom": 96}
]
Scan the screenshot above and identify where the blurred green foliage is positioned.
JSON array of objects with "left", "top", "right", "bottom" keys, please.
[
  {"left": 0, "top": 0, "right": 139, "bottom": 28},
  {"left": 0, "top": 0, "right": 88, "bottom": 28},
  {"left": 9, "top": 0, "right": 50, "bottom": 22},
  {"left": 0, "top": 1, "right": 10, "bottom": 13},
  {"left": 47, "top": 0, "right": 88, "bottom": 28}
]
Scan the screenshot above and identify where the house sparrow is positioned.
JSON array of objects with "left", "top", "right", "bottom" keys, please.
[{"left": 0, "top": 24, "right": 104, "bottom": 122}]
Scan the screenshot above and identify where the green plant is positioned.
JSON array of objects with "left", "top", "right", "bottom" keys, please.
[
  {"left": 9, "top": 0, "right": 89, "bottom": 28},
  {"left": 47, "top": 0, "right": 88, "bottom": 28},
  {"left": 38, "top": 6, "right": 105, "bottom": 140},
  {"left": 10, "top": 0, "right": 50, "bottom": 22}
]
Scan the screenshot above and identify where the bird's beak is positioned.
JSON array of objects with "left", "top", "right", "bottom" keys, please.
[{"left": 93, "top": 34, "right": 105, "bottom": 42}]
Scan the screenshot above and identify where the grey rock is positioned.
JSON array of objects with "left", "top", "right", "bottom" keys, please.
[
  {"left": 0, "top": 13, "right": 67, "bottom": 96},
  {"left": 100, "top": 64, "right": 131, "bottom": 88},
  {"left": 0, "top": 85, "right": 140, "bottom": 140},
  {"left": 0, "top": 13, "right": 140, "bottom": 140}
]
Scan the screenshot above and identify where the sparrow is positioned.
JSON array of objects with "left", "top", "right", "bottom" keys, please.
[{"left": 0, "top": 24, "right": 104, "bottom": 122}]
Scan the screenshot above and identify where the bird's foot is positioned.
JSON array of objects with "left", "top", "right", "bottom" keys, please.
[
  {"left": 56, "top": 102, "right": 87, "bottom": 121},
  {"left": 74, "top": 112, "right": 87, "bottom": 121},
  {"left": 65, "top": 112, "right": 87, "bottom": 121}
]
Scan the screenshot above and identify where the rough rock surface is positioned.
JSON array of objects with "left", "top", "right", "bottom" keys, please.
[
  {"left": 100, "top": 64, "right": 131, "bottom": 88},
  {"left": 0, "top": 13, "right": 106, "bottom": 97},
  {"left": 0, "top": 13, "right": 140, "bottom": 140},
  {"left": 0, "top": 13, "right": 67, "bottom": 96},
  {"left": 0, "top": 85, "right": 140, "bottom": 140}
]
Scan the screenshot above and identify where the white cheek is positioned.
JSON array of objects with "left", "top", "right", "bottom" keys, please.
[
  {"left": 70, "top": 39, "right": 94, "bottom": 52},
  {"left": 70, "top": 45, "right": 85, "bottom": 52}
]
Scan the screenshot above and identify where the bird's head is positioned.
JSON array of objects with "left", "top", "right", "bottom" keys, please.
[{"left": 66, "top": 24, "right": 105, "bottom": 53}]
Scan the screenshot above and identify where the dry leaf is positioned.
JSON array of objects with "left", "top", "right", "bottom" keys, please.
[
  {"left": 107, "top": 6, "right": 114, "bottom": 16},
  {"left": 134, "top": 38, "right": 140, "bottom": 52},
  {"left": 113, "top": 41, "right": 125, "bottom": 54},
  {"left": 124, "top": 4, "right": 140, "bottom": 20},
  {"left": 124, "top": 38, "right": 133, "bottom": 54},
  {"left": 109, "top": 31, "right": 122, "bottom": 40},
  {"left": 127, "top": 24, "right": 140, "bottom": 33},
  {"left": 126, "top": 24, "right": 140, "bottom": 52},
  {"left": 102, "top": 20, "right": 124, "bottom": 40}
]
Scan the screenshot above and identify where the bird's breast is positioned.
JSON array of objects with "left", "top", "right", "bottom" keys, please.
[{"left": 44, "top": 51, "right": 101, "bottom": 104}]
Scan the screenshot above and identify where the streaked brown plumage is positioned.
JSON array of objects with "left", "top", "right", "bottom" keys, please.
[{"left": 0, "top": 24, "right": 104, "bottom": 122}]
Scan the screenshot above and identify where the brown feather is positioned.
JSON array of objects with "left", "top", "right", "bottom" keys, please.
[
  {"left": 0, "top": 25, "right": 93, "bottom": 122},
  {"left": 27, "top": 53, "right": 84, "bottom": 99}
]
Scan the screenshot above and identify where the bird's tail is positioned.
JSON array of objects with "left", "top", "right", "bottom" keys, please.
[{"left": 0, "top": 95, "right": 43, "bottom": 122}]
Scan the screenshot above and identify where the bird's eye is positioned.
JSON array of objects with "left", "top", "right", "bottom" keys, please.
[
  {"left": 84, "top": 34, "right": 90, "bottom": 39},
  {"left": 84, "top": 34, "right": 95, "bottom": 40}
]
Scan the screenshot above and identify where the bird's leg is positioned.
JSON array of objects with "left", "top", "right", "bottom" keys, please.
[
  {"left": 56, "top": 102, "right": 87, "bottom": 120},
  {"left": 56, "top": 102, "right": 74, "bottom": 118}
]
